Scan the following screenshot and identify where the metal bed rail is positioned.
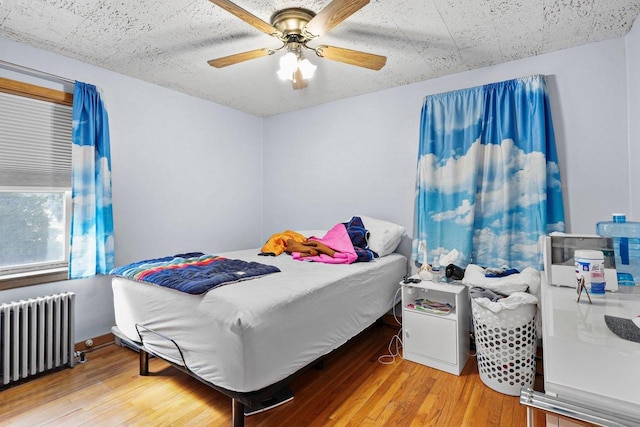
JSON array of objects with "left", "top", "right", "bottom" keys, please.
[
  {"left": 520, "top": 388, "right": 640, "bottom": 427},
  {"left": 133, "top": 323, "right": 308, "bottom": 427}
]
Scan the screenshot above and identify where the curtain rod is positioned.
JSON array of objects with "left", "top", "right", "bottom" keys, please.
[{"left": 0, "top": 59, "right": 75, "bottom": 85}]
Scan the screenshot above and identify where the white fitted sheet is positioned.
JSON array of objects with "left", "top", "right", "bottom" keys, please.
[{"left": 112, "top": 249, "right": 406, "bottom": 393}]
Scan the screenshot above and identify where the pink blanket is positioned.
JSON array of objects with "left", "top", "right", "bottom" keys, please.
[{"left": 291, "top": 223, "right": 357, "bottom": 264}]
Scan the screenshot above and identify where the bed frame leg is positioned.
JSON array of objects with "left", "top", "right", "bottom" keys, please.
[
  {"left": 232, "top": 399, "right": 245, "bottom": 427},
  {"left": 139, "top": 349, "right": 149, "bottom": 376}
]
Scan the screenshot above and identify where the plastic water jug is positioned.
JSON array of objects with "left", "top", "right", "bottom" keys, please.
[{"left": 596, "top": 213, "right": 640, "bottom": 292}]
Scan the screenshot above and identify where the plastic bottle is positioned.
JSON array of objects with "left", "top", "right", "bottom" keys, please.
[
  {"left": 596, "top": 213, "right": 640, "bottom": 292},
  {"left": 431, "top": 256, "right": 443, "bottom": 283},
  {"left": 574, "top": 250, "right": 606, "bottom": 296}
]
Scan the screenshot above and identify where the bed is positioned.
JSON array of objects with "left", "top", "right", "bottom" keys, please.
[{"left": 111, "top": 220, "right": 407, "bottom": 426}]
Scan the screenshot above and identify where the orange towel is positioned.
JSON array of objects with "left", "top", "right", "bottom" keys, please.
[{"left": 260, "top": 230, "right": 307, "bottom": 256}]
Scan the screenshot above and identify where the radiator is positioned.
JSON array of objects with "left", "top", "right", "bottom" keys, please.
[{"left": 1, "top": 292, "right": 75, "bottom": 386}]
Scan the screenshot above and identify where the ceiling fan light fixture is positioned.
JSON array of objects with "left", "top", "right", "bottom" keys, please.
[
  {"left": 298, "top": 58, "right": 317, "bottom": 79},
  {"left": 278, "top": 51, "right": 298, "bottom": 80},
  {"left": 277, "top": 49, "right": 316, "bottom": 82},
  {"left": 276, "top": 68, "right": 292, "bottom": 81}
]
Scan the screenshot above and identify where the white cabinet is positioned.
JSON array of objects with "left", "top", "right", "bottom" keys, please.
[
  {"left": 402, "top": 279, "right": 470, "bottom": 375},
  {"left": 540, "top": 280, "right": 640, "bottom": 423}
]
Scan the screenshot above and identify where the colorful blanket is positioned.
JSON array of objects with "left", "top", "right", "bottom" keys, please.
[{"left": 110, "top": 252, "right": 280, "bottom": 295}]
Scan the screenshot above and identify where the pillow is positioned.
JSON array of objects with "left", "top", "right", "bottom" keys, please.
[
  {"left": 295, "top": 230, "right": 328, "bottom": 239},
  {"left": 358, "top": 215, "right": 405, "bottom": 257}
]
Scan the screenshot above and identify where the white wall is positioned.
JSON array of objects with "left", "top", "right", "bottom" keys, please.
[
  {"left": 263, "top": 35, "right": 633, "bottom": 264},
  {"left": 0, "top": 37, "right": 264, "bottom": 341},
  {"left": 627, "top": 19, "right": 640, "bottom": 218},
  {"left": 261, "top": 87, "right": 419, "bottom": 261}
]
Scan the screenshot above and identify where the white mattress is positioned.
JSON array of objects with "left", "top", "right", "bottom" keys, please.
[{"left": 112, "top": 249, "right": 406, "bottom": 393}]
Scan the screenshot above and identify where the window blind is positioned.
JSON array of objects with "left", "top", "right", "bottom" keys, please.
[{"left": 0, "top": 91, "right": 72, "bottom": 188}]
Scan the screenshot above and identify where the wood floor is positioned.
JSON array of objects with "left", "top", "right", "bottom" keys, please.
[{"left": 0, "top": 322, "right": 548, "bottom": 426}]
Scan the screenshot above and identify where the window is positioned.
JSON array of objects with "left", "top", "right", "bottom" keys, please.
[{"left": 0, "top": 77, "right": 73, "bottom": 289}]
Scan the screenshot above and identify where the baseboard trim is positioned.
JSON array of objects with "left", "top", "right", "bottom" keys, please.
[{"left": 75, "top": 333, "right": 114, "bottom": 352}]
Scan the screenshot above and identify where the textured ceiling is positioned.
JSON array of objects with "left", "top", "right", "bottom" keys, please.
[{"left": 1, "top": 0, "right": 639, "bottom": 117}]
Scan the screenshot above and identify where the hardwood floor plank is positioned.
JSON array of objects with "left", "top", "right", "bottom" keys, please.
[
  {"left": 271, "top": 327, "right": 398, "bottom": 426},
  {"left": 351, "top": 370, "right": 412, "bottom": 425},
  {"left": 0, "top": 323, "right": 551, "bottom": 427},
  {"left": 324, "top": 362, "right": 403, "bottom": 425},
  {"left": 377, "top": 364, "right": 436, "bottom": 427},
  {"left": 410, "top": 386, "right": 443, "bottom": 426},
  {"left": 497, "top": 388, "right": 517, "bottom": 427}
]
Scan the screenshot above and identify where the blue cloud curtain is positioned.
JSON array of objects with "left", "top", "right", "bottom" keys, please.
[
  {"left": 412, "top": 75, "right": 565, "bottom": 271},
  {"left": 69, "top": 82, "right": 114, "bottom": 279}
]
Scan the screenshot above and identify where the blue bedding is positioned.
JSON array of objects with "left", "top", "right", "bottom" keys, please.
[{"left": 110, "top": 252, "right": 280, "bottom": 295}]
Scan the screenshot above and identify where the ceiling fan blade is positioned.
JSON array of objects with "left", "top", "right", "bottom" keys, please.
[
  {"left": 207, "top": 48, "right": 274, "bottom": 68},
  {"left": 304, "top": 0, "right": 369, "bottom": 37},
  {"left": 209, "top": 0, "right": 282, "bottom": 37},
  {"left": 316, "top": 45, "right": 386, "bottom": 70}
]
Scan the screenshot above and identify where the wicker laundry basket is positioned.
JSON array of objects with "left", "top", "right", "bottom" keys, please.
[{"left": 471, "top": 298, "right": 537, "bottom": 396}]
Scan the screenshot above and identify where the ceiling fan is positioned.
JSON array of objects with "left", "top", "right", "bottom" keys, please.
[{"left": 207, "top": 0, "right": 387, "bottom": 90}]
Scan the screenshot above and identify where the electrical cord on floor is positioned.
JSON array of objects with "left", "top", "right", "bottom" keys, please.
[
  {"left": 378, "top": 286, "right": 404, "bottom": 365},
  {"left": 378, "top": 332, "right": 403, "bottom": 365}
]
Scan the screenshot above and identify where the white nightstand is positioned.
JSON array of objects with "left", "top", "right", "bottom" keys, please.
[{"left": 402, "top": 278, "right": 470, "bottom": 375}]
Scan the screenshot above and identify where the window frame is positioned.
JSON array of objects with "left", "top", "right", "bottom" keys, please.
[{"left": 0, "top": 77, "right": 73, "bottom": 290}]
